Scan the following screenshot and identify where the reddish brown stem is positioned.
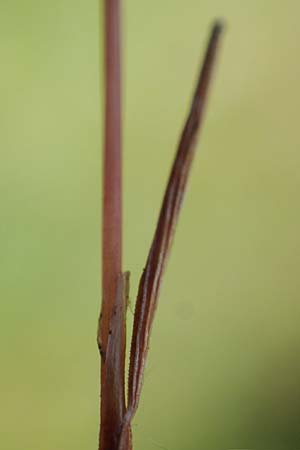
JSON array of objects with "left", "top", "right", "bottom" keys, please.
[{"left": 98, "top": 0, "right": 126, "bottom": 449}]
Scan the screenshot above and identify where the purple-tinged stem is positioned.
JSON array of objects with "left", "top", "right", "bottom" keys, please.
[{"left": 98, "top": 0, "right": 126, "bottom": 449}]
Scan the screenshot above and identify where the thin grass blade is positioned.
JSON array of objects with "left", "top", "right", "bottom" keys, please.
[{"left": 126, "top": 21, "right": 224, "bottom": 424}]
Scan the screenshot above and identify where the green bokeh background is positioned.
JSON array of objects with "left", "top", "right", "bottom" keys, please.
[{"left": 1, "top": 1, "right": 300, "bottom": 449}]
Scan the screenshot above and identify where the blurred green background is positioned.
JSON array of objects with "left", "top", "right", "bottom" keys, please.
[{"left": 1, "top": 1, "right": 300, "bottom": 449}]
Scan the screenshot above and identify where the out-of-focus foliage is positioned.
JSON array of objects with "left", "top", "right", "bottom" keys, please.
[{"left": 1, "top": 1, "right": 300, "bottom": 449}]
